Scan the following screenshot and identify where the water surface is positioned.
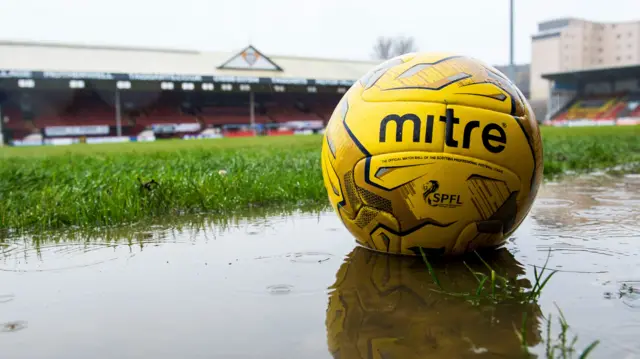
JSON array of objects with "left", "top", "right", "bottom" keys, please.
[{"left": 1, "top": 173, "right": 639, "bottom": 358}]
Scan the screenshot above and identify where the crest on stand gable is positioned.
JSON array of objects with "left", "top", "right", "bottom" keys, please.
[{"left": 217, "top": 45, "right": 283, "bottom": 71}]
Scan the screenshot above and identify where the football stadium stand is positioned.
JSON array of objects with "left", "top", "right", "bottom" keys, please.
[
  {"left": 542, "top": 65, "right": 640, "bottom": 127},
  {"left": 552, "top": 93, "right": 626, "bottom": 121},
  {"left": 0, "top": 40, "right": 374, "bottom": 145},
  {"left": 5, "top": 38, "right": 636, "bottom": 146},
  {"left": 0, "top": 40, "right": 543, "bottom": 146}
]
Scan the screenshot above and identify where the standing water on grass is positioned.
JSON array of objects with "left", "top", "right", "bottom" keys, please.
[{"left": 1, "top": 173, "right": 639, "bottom": 359}]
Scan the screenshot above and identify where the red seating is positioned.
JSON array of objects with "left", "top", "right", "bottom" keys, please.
[
  {"left": 597, "top": 102, "right": 627, "bottom": 120},
  {"left": 552, "top": 93, "right": 627, "bottom": 122},
  {"left": 7, "top": 129, "right": 37, "bottom": 140},
  {"left": 3, "top": 118, "right": 31, "bottom": 130},
  {"left": 264, "top": 102, "right": 324, "bottom": 123},
  {"left": 35, "top": 116, "right": 115, "bottom": 127},
  {"left": 199, "top": 105, "right": 271, "bottom": 125},
  {"left": 308, "top": 100, "right": 339, "bottom": 121},
  {"left": 201, "top": 106, "right": 247, "bottom": 115},
  {"left": 135, "top": 116, "right": 198, "bottom": 125},
  {"left": 266, "top": 129, "right": 295, "bottom": 136},
  {"left": 202, "top": 115, "right": 249, "bottom": 125},
  {"left": 1, "top": 90, "right": 337, "bottom": 142},
  {"left": 222, "top": 130, "right": 255, "bottom": 137}
]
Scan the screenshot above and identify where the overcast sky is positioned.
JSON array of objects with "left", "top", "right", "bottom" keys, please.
[{"left": 0, "top": 0, "right": 638, "bottom": 66}]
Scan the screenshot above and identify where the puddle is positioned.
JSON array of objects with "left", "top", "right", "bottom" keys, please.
[{"left": 0, "top": 173, "right": 639, "bottom": 358}]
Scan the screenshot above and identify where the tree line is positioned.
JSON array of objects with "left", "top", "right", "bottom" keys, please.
[{"left": 371, "top": 36, "right": 418, "bottom": 60}]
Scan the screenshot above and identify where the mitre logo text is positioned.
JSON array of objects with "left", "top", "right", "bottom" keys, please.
[{"left": 378, "top": 108, "right": 507, "bottom": 153}]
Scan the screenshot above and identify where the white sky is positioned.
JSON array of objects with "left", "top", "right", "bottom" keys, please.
[{"left": 0, "top": 0, "right": 639, "bottom": 65}]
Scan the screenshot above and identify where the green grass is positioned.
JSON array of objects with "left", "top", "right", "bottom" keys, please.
[
  {"left": 0, "top": 126, "right": 639, "bottom": 232},
  {"left": 540, "top": 305, "right": 600, "bottom": 359},
  {"left": 540, "top": 126, "right": 640, "bottom": 178},
  {"left": 0, "top": 136, "right": 326, "bottom": 233},
  {"left": 418, "top": 247, "right": 557, "bottom": 306}
]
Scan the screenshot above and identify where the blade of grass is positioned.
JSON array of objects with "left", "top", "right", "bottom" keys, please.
[
  {"left": 419, "top": 247, "right": 442, "bottom": 289},
  {"left": 578, "top": 340, "right": 600, "bottom": 359}
]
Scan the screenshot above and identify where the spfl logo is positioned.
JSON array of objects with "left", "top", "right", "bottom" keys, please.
[{"left": 422, "top": 180, "right": 464, "bottom": 208}]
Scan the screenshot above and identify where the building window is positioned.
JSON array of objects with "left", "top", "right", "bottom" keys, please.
[
  {"left": 617, "top": 56, "right": 621, "bottom": 61},
  {"left": 617, "top": 34, "right": 621, "bottom": 39},
  {"left": 598, "top": 48, "right": 603, "bottom": 52}
]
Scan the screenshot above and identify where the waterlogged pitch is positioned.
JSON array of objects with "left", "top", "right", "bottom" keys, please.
[{"left": 1, "top": 173, "right": 639, "bottom": 359}]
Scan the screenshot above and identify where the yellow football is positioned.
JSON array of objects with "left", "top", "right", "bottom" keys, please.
[{"left": 321, "top": 52, "right": 543, "bottom": 256}]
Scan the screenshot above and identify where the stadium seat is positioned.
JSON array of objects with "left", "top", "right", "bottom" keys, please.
[
  {"left": 551, "top": 93, "right": 629, "bottom": 124},
  {"left": 1, "top": 89, "right": 336, "bottom": 142}
]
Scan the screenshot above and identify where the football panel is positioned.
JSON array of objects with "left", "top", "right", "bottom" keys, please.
[
  {"left": 453, "top": 220, "right": 507, "bottom": 256},
  {"left": 441, "top": 105, "right": 534, "bottom": 182},
  {"left": 321, "top": 83, "right": 370, "bottom": 218},
  {"left": 514, "top": 90, "right": 545, "bottom": 214},
  {"left": 352, "top": 152, "right": 521, "bottom": 253},
  {"left": 370, "top": 221, "right": 458, "bottom": 256},
  {"left": 360, "top": 55, "right": 526, "bottom": 118},
  {"left": 441, "top": 104, "right": 537, "bottom": 233},
  {"left": 341, "top": 206, "right": 400, "bottom": 252},
  {"left": 357, "top": 52, "right": 418, "bottom": 89},
  {"left": 321, "top": 140, "right": 346, "bottom": 214},
  {"left": 343, "top": 101, "right": 448, "bottom": 157}
]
